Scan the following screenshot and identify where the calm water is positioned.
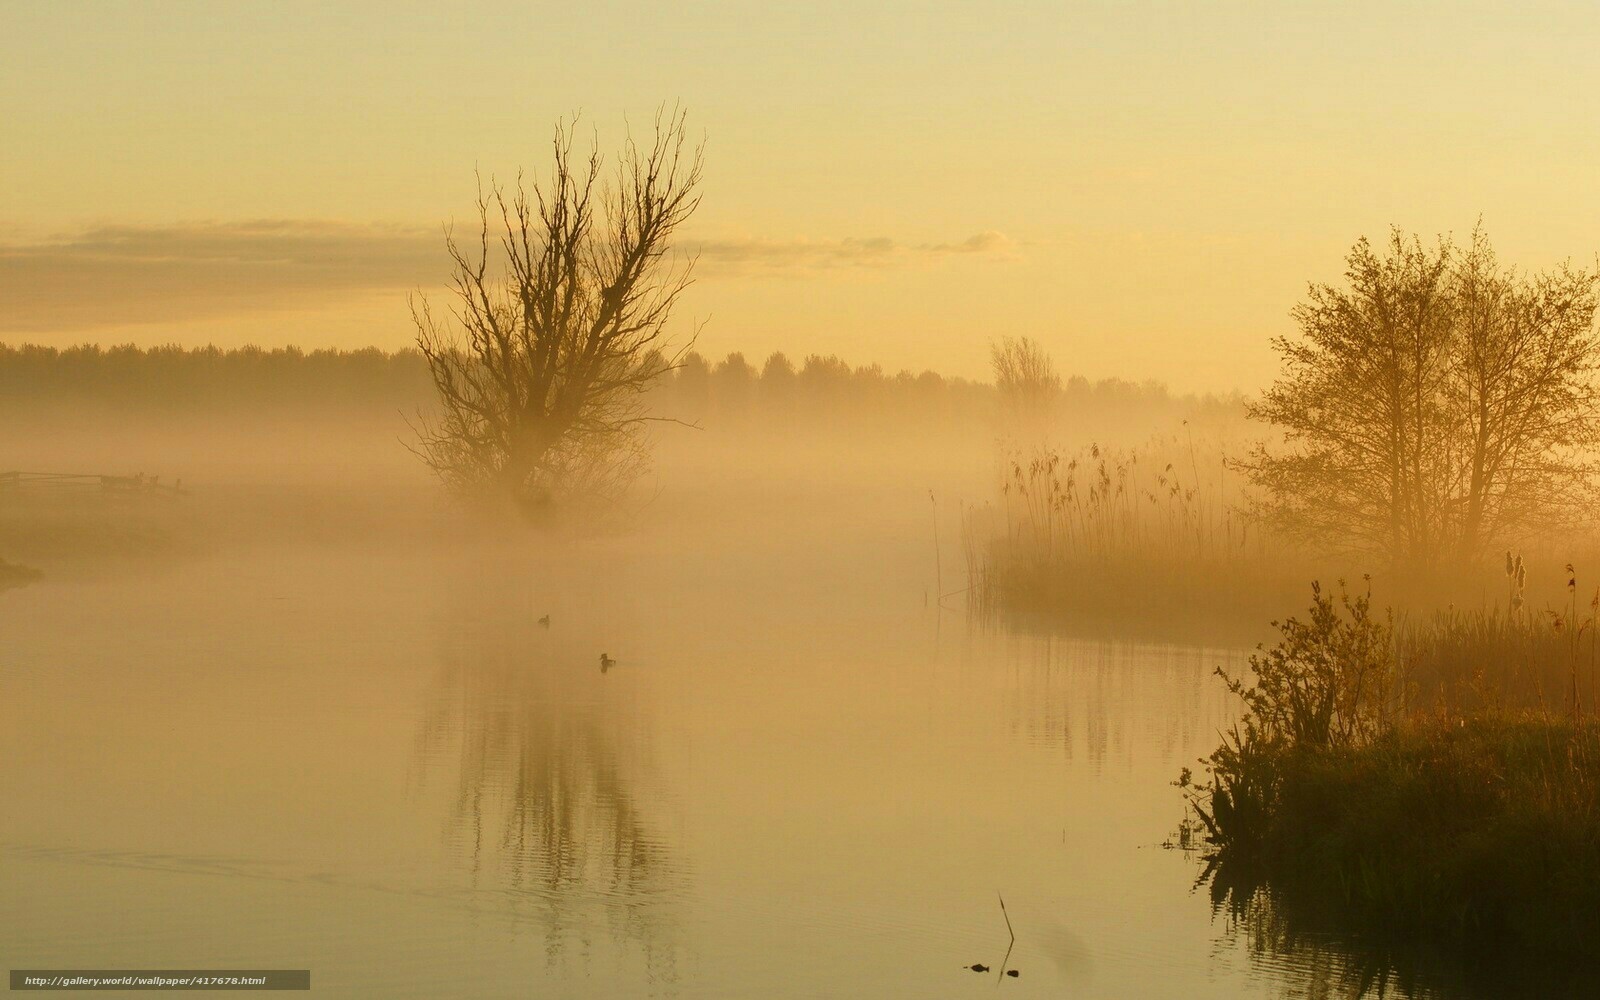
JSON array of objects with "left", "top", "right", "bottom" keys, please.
[{"left": 0, "top": 476, "right": 1513, "bottom": 998}]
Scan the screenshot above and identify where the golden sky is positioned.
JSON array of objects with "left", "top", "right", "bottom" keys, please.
[{"left": 5, "top": 1, "right": 1600, "bottom": 390}]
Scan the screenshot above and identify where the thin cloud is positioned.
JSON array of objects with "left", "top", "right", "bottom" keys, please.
[
  {"left": 0, "top": 221, "right": 1019, "bottom": 333},
  {"left": 692, "top": 229, "right": 1018, "bottom": 273},
  {"left": 0, "top": 220, "right": 440, "bottom": 333}
]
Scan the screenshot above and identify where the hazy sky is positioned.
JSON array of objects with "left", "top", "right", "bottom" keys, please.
[{"left": 5, "top": 1, "right": 1600, "bottom": 390}]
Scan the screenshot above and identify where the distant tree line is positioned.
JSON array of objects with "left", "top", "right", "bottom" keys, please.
[
  {"left": 655, "top": 350, "right": 991, "bottom": 427},
  {"left": 0, "top": 341, "right": 1239, "bottom": 432},
  {"left": 657, "top": 348, "right": 1242, "bottom": 433},
  {"left": 0, "top": 343, "right": 431, "bottom": 414}
]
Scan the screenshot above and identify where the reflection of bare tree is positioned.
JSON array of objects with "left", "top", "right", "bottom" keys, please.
[{"left": 414, "top": 619, "right": 685, "bottom": 978}]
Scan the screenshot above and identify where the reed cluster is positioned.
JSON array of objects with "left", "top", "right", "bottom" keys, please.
[
  {"left": 1398, "top": 554, "right": 1600, "bottom": 721},
  {"left": 965, "top": 436, "right": 1300, "bottom": 639},
  {"left": 992, "top": 440, "right": 1247, "bottom": 562}
]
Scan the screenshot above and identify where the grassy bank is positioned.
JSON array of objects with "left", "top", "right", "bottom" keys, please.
[
  {"left": 1197, "top": 719, "right": 1600, "bottom": 955},
  {"left": 1185, "top": 581, "right": 1600, "bottom": 961}
]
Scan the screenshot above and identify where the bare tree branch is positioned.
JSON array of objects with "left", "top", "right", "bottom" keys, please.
[{"left": 411, "top": 109, "right": 704, "bottom": 514}]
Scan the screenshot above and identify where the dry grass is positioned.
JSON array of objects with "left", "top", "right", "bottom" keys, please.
[
  {"left": 1398, "top": 554, "right": 1600, "bottom": 720},
  {"left": 964, "top": 436, "right": 1307, "bottom": 641}
]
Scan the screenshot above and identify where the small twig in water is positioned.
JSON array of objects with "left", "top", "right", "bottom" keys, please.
[{"left": 996, "top": 892, "right": 1016, "bottom": 985}]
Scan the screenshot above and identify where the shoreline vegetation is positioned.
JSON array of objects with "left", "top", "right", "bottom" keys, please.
[
  {"left": 953, "top": 232, "right": 1600, "bottom": 987},
  {"left": 1180, "top": 578, "right": 1600, "bottom": 971},
  {"left": 962, "top": 436, "right": 1307, "bottom": 644}
]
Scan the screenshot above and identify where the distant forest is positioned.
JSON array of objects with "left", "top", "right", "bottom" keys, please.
[{"left": 0, "top": 343, "right": 1241, "bottom": 431}]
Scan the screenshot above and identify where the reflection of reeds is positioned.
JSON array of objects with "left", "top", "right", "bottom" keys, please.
[
  {"left": 414, "top": 627, "right": 682, "bottom": 972},
  {"left": 0, "top": 555, "right": 43, "bottom": 590}
]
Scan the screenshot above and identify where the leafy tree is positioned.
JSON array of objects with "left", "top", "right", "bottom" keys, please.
[{"left": 1244, "top": 227, "right": 1600, "bottom": 568}]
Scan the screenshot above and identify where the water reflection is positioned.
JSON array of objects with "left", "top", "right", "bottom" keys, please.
[
  {"left": 974, "top": 627, "right": 1241, "bottom": 771},
  {"left": 414, "top": 611, "right": 685, "bottom": 978},
  {"left": 975, "top": 622, "right": 1600, "bottom": 997},
  {"left": 1202, "top": 847, "right": 1600, "bottom": 998}
]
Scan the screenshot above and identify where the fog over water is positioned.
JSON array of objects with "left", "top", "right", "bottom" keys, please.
[
  {"left": 0, "top": 405, "right": 1262, "bottom": 996},
  {"left": 3, "top": 396, "right": 1588, "bottom": 998}
]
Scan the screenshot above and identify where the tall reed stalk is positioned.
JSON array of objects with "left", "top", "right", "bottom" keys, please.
[{"left": 964, "top": 436, "right": 1294, "bottom": 635}]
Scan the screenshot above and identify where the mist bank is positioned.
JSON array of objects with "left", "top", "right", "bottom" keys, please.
[
  {"left": 9, "top": 339, "right": 1596, "bottom": 638},
  {"left": 0, "top": 340, "right": 1244, "bottom": 551}
]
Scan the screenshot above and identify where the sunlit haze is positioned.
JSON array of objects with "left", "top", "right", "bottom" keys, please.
[
  {"left": 8, "top": 7, "right": 1600, "bottom": 998},
  {"left": 8, "top": 2, "right": 1600, "bottom": 389}
]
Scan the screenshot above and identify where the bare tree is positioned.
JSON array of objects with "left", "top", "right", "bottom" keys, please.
[
  {"left": 991, "top": 336, "right": 1061, "bottom": 428},
  {"left": 1243, "top": 227, "right": 1600, "bottom": 568},
  {"left": 411, "top": 109, "right": 703, "bottom": 513}
]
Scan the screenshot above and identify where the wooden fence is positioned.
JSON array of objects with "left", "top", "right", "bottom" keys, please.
[{"left": 0, "top": 471, "right": 187, "bottom": 499}]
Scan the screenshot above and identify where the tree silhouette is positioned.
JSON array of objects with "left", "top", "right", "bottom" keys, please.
[
  {"left": 411, "top": 109, "right": 703, "bottom": 513},
  {"left": 1244, "top": 227, "right": 1600, "bottom": 568}
]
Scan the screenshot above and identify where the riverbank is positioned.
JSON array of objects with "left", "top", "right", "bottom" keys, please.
[
  {"left": 1195, "top": 717, "right": 1600, "bottom": 957},
  {"left": 1185, "top": 580, "right": 1600, "bottom": 960}
]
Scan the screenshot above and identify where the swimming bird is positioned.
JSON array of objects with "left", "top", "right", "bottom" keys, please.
[
  {"left": 538, "top": 615, "right": 551, "bottom": 628},
  {"left": 599, "top": 653, "right": 616, "bottom": 672}
]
